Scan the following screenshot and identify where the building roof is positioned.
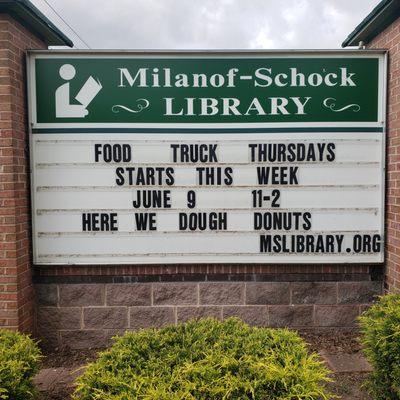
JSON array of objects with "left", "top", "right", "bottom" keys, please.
[
  {"left": 342, "top": 0, "right": 400, "bottom": 47},
  {"left": 0, "top": 0, "right": 73, "bottom": 47}
]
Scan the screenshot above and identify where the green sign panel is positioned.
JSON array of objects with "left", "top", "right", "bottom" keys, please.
[{"left": 32, "top": 53, "right": 381, "bottom": 125}]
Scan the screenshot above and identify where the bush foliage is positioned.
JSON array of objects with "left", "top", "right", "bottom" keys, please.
[
  {"left": 0, "top": 329, "right": 42, "bottom": 400},
  {"left": 359, "top": 294, "right": 400, "bottom": 399},
  {"left": 74, "top": 318, "right": 331, "bottom": 400}
]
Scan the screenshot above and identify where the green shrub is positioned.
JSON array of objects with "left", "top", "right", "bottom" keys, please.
[
  {"left": 74, "top": 318, "right": 331, "bottom": 400},
  {"left": 359, "top": 294, "right": 400, "bottom": 399},
  {"left": 0, "top": 329, "right": 42, "bottom": 400}
]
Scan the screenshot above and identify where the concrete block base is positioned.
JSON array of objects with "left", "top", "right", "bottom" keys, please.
[{"left": 35, "top": 279, "right": 382, "bottom": 349}]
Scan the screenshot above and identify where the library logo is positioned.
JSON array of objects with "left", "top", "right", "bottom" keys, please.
[{"left": 55, "top": 64, "right": 102, "bottom": 118}]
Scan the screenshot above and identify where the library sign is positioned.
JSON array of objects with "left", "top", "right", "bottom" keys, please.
[{"left": 28, "top": 51, "right": 386, "bottom": 264}]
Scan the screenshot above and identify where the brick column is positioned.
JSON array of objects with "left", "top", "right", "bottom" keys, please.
[
  {"left": 0, "top": 14, "right": 45, "bottom": 332},
  {"left": 367, "top": 21, "right": 400, "bottom": 292}
]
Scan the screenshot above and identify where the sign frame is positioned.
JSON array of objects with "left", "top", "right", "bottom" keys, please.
[{"left": 27, "top": 50, "right": 387, "bottom": 265}]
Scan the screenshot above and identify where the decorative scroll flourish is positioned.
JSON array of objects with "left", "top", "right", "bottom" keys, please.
[
  {"left": 111, "top": 99, "right": 150, "bottom": 113},
  {"left": 323, "top": 97, "right": 361, "bottom": 113}
]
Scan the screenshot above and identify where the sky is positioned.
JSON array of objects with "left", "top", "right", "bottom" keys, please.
[{"left": 31, "top": 0, "right": 381, "bottom": 49}]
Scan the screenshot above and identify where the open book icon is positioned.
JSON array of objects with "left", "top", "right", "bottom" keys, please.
[{"left": 75, "top": 76, "right": 102, "bottom": 107}]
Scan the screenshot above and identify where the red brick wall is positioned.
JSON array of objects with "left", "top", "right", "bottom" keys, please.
[
  {"left": 367, "top": 20, "right": 400, "bottom": 291},
  {"left": 0, "top": 14, "right": 45, "bottom": 332},
  {"left": 34, "top": 264, "right": 372, "bottom": 277}
]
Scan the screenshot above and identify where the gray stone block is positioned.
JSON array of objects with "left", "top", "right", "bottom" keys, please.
[
  {"left": 246, "top": 283, "right": 290, "bottom": 305},
  {"left": 315, "top": 305, "right": 360, "bottom": 327},
  {"left": 59, "top": 284, "right": 105, "bottom": 307},
  {"left": 199, "top": 283, "right": 244, "bottom": 305},
  {"left": 36, "top": 328, "right": 60, "bottom": 349},
  {"left": 130, "top": 306, "right": 175, "bottom": 329},
  {"left": 106, "top": 284, "right": 151, "bottom": 306},
  {"left": 177, "top": 306, "right": 222, "bottom": 323},
  {"left": 37, "top": 307, "right": 81, "bottom": 330},
  {"left": 35, "top": 284, "right": 58, "bottom": 306},
  {"left": 291, "top": 282, "right": 337, "bottom": 304},
  {"left": 153, "top": 283, "right": 197, "bottom": 305},
  {"left": 83, "top": 307, "right": 128, "bottom": 329},
  {"left": 269, "top": 305, "right": 313, "bottom": 327},
  {"left": 338, "top": 281, "right": 382, "bottom": 304},
  {"left": 223, "top": 306, "right": 268, "bottom": 326}
]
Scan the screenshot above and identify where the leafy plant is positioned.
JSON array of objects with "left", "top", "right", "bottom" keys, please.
[
  {"left": 0, "top": 329, "right": 42, "bottom": 400},
  {"left": 74, "top": 318, "right": 331, "bottom": 400},
  {"left": 359, "top": 294, "right": 400, "bottom": 399}
]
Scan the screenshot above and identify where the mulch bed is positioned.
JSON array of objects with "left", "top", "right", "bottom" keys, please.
[
  {"left": 298, "top": 328, "right": 363, "bottom": 354},
  {"left": 38, "top": 329, "right": 371, "bottom": 400},
  {"left": 40, "top": 347, "right": 100, "bottom": 369}
]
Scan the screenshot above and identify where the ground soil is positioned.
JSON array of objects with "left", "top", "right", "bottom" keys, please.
[
  {"left": 327, "top": 372, "right": 370, "bottom": 400},
  {"left": 37, "top": 329, "right": 371, "bottom": 400},
  {"left": 39, "top": 387, "right": 73, "bottom": 400},
  {"left": 298, "top": 329, "right": 371, "bottom": 400}
]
